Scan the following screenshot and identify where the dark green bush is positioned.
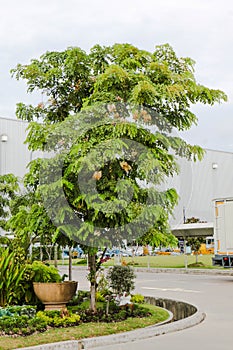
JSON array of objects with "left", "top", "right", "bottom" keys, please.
[
  {"left": 6, "top": 305, "right": 37, "bottom": 318},
  {"left": 0, "top": 315, "right": 30, "bottom": 334},
  {"left": 68, "top": 290, "right": 90, "bottom": 305},
  {"left": 107, "top": 265, "right": 136, "bottom": 294},
  {"left": 71, "top": 300, "right": 151, "bottom": 323}
]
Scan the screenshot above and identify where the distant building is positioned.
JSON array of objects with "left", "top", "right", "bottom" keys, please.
[
  {"left": 0, "top": 117, "right": 31, "bottom": 178},
  {"left": 168, "top": 149, "right": 233, "bottom": 238},
  {"left": 1, "top": 117, "right": 233, "bottom": 238}
]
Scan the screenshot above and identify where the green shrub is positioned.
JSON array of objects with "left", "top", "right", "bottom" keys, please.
[
  {"left": 36, "top": 310, "right": 80, "bottom": 327},
  {"left": 68, "top": 290, "right": 90, "bottom": 305},
  {"left": 0, "top": 314, "right": 30, "bottom": 334},
  {"left": 36, "top": 311, "right": 51, "bottom": 324},
  {"left": 12, "top": 261, "right": 62, "bottom": 305},
  {"left": 30, "top": 261, "right": 62, "bottom": 282},
  {"left": 0, "top": 308, "right": 13, "bottom": 318},
  {"left": 29, "top": 316, "right": 47, "bottom": 331},
  {"left": 96, "top": 291, "right": 105, "bottom": 302},
  {"left": 126, "top": 261, "right": 139, "bottom": 266},
  {"left": 6, "top": 305, "right": 37, "bottom": 318},
  {"left": 0, "top": 314, "right": 48, "bottom": 336},
  {"left": 107, "top": 265, "right": 136, "bottom": 294},
  {"left": 71, "top": 300, "right": 151, "bottom": 323},
  {"left": 97, "top": 269, "right": 110, "bottom": 296},
  {"left": 75, "top": 259, "right": 87, "bottom": 265},
  {"left": 131, "top": 294, "right": 145, "bottom": 304},
  {"left": 132, "top": 304, "right": 151, "bottom": 317}
]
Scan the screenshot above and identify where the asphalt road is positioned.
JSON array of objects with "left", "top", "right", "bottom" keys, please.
[{"left": 59, "top": 266, "right": 233, "bottom": 350}]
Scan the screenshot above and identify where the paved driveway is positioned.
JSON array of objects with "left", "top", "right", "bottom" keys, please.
[{"left": 59, "top": 266, "right": 233, "bottom": 350}]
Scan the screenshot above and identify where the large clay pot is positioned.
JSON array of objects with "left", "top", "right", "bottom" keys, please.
[{"left": 33, "top": 281, "right": 78, "bottom": 310}]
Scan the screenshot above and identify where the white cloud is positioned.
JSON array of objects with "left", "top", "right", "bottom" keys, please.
[{"left": 1, "top": 0, "right": 233, "bottom": 151}]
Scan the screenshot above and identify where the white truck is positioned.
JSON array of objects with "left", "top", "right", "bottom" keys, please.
[{"left": 212, "top": 198, "right": 233, "bottom": 267}]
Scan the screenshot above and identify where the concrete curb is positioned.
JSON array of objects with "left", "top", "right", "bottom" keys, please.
[
  {"left": 15, "top": 298, "right": 205, "bottom": 350},
  {"left": 134, "top": 267, "right": 233, "bottom": 275},
  {"left": 79, "top": 309, "right": 205, "bottom": 349},
  {"left": 59, "top": 265, "right": 233, "bottom": 276}
]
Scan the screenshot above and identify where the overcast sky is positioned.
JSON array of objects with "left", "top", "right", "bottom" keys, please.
[{"left": 1, "top": 0, "right": 233, "bottom": 152}]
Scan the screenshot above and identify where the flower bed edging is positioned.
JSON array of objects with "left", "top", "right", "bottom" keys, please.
[{"left": 16, "top": 296, "right": 205, "bottom": 350}]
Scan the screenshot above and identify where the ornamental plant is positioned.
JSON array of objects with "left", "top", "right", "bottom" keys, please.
[
  {"left": 28, "top": 261, "right": 62, "bottom": 282},
  {"left": 107, "top": 265, "right": 136, "bottom": 294},
  {"left": 131, "top": 294, "right": 145, "bottom": 304},
  {"left": 0, "top": 249, "right": 26, "bottom": 306}
]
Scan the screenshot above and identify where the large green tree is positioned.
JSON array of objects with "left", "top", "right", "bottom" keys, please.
[{"left": 11, "top": 43, "right": 227, "bottom": 311}]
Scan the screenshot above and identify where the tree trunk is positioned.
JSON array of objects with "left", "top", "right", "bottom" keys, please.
[
  {"left": 68, "top": 247, "right": 72, "bottom": 281},
  {"left": 88, "top": 252, "right": 97, "bottom": 312},
  {"left": 54, "top": 244, "right": 58, "bottom": 269},
  {"left": 40, "top": 246, "right": 43, "bottom": 261}
]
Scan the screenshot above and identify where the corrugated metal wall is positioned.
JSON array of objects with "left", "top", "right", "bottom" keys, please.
[
  {"left": 0, "top": 117, "right": 31, "bottom": 178},
  {"left": 1, "top": 117, "right": 233, "bottom": 227},
  {"left": 170, "top": 149, "right": 233, "bottom": 226}
]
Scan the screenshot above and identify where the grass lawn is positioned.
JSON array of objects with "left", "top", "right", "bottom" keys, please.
[
  {"left": 0, "top": 304, "right": 168, "bottom": 350},
  {"left": 57, "top": 254, "right": 219, "bottom": 269},
  {"left": 104, "top": 254, "right": 217, "bottom": 268}
]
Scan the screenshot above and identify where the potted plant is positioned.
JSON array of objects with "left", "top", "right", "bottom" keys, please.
[{"left": 30, "top": 261, "right": 78, "bottom": 310}]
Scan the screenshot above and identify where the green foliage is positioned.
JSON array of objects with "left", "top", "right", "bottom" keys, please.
[
  {"left": 0, "top": 313, "right": 48, "bottom": 336},
  {"left": 131, "top": 294, "right": 145, "bottom": 304},
  {"left": 107, "top": 265, "right": 136, "bottom": 294},
  {"left": 16, "top": 261, "right": 62, "bottom": 305},
  {"left": 11, "top": 43, "right": 227, "bottom": 312},
  {"left": 186, "top": 237, "right": 205, "bottom": 253},
  {"left": 96, "top": 269, "right": 110, "bottom": 295},
  {"left": 0, "top": 249, "right": 26, "bottom": 306},
  {"left": 75, "top": 258, "right": 87, "bottom": 265},
  {"left": 0, "top": 308, "right": 80, "bottom": 336},
  {"left": 0, "top": 258, "right": 62, "bottom": 306},
  {"left": 185, "top": 216, "right": 203, "bottom": 223},
  {"left": 7, "top": 192, "right": 57, "bottom": 259},
  {"left": 28, "top": 261, "right": 62, "bottom": 283},
  {"left": 68, "top": 290, "right": 90, "bottom": 306},
  {"left": 0, "top": 305, "right": 36, "bottom": 318},
  {"left": 36, "top": 310, "right": 81, "bottom": 327},
  {"left": 0, "top": 174, "right": 19, "bottom": 231},
  {"left": 95, "top": 291, "right": 106, "bottom": 302},
  {"left": 69, "top": 300, "right": 151, "bottom": 323}
]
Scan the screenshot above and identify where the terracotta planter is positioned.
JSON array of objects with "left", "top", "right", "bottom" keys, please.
[{"left": 33, "top": 281, "right": 78, "bottom": 310}]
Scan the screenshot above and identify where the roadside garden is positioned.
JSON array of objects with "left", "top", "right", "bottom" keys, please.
[
  {"left": 0, "top": 42, "right": 227, "bottom": 348},
  {"left": 0, "top": 251, "right": 169, "bottom": 350}
]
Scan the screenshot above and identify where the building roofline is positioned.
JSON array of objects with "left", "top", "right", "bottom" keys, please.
[
  {"left": 0, "top": 116, "right": 28, "bottom": 124},
  {"left": 204, "top": 148, "right": 233, "bottom": 155},
  {"left": 0, "top": 118, "right": 233, "bottom": 155}
]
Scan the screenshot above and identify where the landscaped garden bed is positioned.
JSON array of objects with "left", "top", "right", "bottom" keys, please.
[{"left": 0, "top": 296, "right": 169, "bottom": 350}]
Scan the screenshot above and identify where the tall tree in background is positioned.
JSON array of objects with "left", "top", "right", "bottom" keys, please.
[{"left": 11, "top": 43, "right": 227, "bottom": 310}]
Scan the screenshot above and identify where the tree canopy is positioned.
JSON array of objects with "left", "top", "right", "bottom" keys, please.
[
  {"left": 11, "top": 43, "right": 227, "bottom": 310},
  {"left": 11, "top": 43, "right": 227, "bottom": 247}
]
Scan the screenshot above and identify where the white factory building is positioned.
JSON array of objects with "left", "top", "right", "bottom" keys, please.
[{"left": 1, "top": 116, "right": 233, "bottom": 238}]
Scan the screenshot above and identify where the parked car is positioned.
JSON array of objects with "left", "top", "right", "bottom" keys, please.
[
  {"left": 62, "top": 246, "right": 84, "bottom": 259},
  {"left": 111, "top": 248, "right": 133, "bottom": 257},
  {"left": 97, "top": 249, "right": 114, "bottom": 258},
  {"left": 72, "top": 246, "right": 84, "bottom": 258}
]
